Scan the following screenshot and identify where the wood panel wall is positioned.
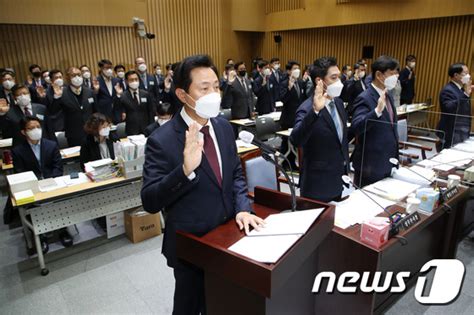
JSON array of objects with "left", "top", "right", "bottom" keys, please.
[
  {"left": 0, "top": 0, "right": 225, "bottom": 83},
  {"left": 265, "top": 0, "right": 304, "bottom": 14},
  {"left": 259, "top": 15, "right": 474, "bottom": 128}
]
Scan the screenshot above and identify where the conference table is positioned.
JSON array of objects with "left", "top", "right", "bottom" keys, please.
[{"left": 229, "top": 111, "right": 282, "bottom": 127}]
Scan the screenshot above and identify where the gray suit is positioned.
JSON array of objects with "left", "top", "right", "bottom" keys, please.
[{"left": 223, "top": 77, "right": 254, "bottom": 119}]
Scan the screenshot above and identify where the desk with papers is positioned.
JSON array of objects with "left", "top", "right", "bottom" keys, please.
[{"left": 229, "top": 111, "right": 282, "bottom": 127}]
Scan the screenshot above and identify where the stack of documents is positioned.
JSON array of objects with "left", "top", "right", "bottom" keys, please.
[
  {"left": 333, "top": 189, "right": 395, "bottom": 229},
  {"left": 228, "top": 208, "right": 324, "bottom": 263},
  {"left": 235, "top": 139, "right": 254, "bottom": 148},
  {"left": 60, "top": 146, "right": 81, "bottom": 157},
  {"left": 392, "top": 165, "right": 436, "bottom": 187},
  {"left": 84, "top": 159, "right": 120, "bottom": 182},
  {"left": 417, "top": 149, "right": 473, "bottom": 171},
  {"left": 364, "top": 178, "right": 420, "bottom": 201},
  {"left": 14, "top": 190, "right": 35, "bottom": 205}
]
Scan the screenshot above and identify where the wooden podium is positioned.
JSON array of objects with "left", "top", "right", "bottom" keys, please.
[{"left": 176, "top": 187, "right": 335, "bottom": 315}]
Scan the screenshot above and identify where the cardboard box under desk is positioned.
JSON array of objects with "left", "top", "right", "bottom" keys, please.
[{"left": 124, "top": 208, "right": 162, "bottom": 243}]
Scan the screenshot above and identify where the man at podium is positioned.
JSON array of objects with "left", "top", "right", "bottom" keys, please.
[{"left": 141, "top": 54, "right": 265, "bottom": 315}]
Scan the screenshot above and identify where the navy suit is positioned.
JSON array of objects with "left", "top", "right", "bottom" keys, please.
[
  {"left": 12, "top": 138, "right": 63, "bottom": 179},
  {"left": 252, "top": 75, "right": 275, "bottom": 115},
  {"left": 269, "top": 70, "right": 283, "bottom": 102},
  {"left": 399, "top": 67, "right": 415, "bottom": 104},
  {"left": 279, "top": 78, "right": 307, "bottom": 129},
  {"left": 96, "top": 75, "right": 120, "bottom": 121},
  {"left": 437, "top": 81, "right": 471, "bottom": 149},
  {"left": 351, "top": 84, "right": 399, "bottom": 186},
  {"left": 138, "top": 72, "right": 158, "bottom": 96},
  {"left": 290, "top": 96, "right": 349, "bottom": 202}
]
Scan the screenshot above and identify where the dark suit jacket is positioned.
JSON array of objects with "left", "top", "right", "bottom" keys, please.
[
  {"left": 252, "top": 75, "right": 275, "bottom": 115},
  {"left": 50, "top": 86, "right": 96, "bottom": 146},
  {"left": 346, "top": 78, "right": 367, "bottom": 114},
  {"left": 144, "top": 121, "right": 160, "bottom": 137},
  {"left": 399, "top": 67, "right": 415, "bottom": 104},
  {"left": 279, "top": 78, "right": 307, "bottom": 129},
  {"left": 161, "top": 81, "right": 182, "bottom": 115},
  {"left": 223, "top": 77, "right": 254, "bottom": 119},
  {"left": 12, "top": 138, "right": 63, "bottom": 179},
  {"left": 351, "top": 84, "right": 399, "bottom": 186},
  {"left": 290, "top": 96, "right": 349, "bottom": 202},
  {"left": 437, "top": 81, "right": 471, "bottom": 149},
  {"left": 96, "top": 75, "right": 120, "bottom": 121},
  {"left": 28, "top": 79, "right": 47, "bottom": 103},
  {"left": 0, "top": 103, "right": 51, "bottom": 147},
  {"left": 79, "top": 133, "right": 117, "bottom": 170},
  {"left": 113, "top": 89, "right": 155, "bottom": 135},
  {"left": 138, "top": 73, "right": 157, "bottom": 92},
  {"left": 0, "top": 87, "right": 15, "bottom": 106},
  {"left": 269, "top": 70, "right": 283, "bottom": 102},
  {"left": 141, "top": 114, "right": 251, "bottom": 267}
]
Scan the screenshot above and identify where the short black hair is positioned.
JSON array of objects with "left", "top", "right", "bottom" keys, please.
[
  {"left": 226, "top": 58, "right": 234, "bottom": 64},
  {"left": 153, "top": 63, "right": 161, "bottom": 69},
  {"left": 125, "top": 70, "right": 138, "bottom": 80},
  {"left": 49, "top": 69, "right": 62, "bottom": 79},
  {"left": 1, "top": 70, "right": 15, "bottom": 78},
  {"left": 371, "top": 55, "right": 399, "bottom": 78},
  {"left": 342, "top": 64, "right": 350, "bottom": 72},
  {"left": 79, "top": 64, "right": 90, "bottom": 71},
  {"left": 114, "top": 64, "right": 125, "bottom": 72},
  {"left": 234, "top": 61, "right": 245, "bottom": 70},
  {"left": 448, "top": 62, "right": 466, "bottom": 78},
  {"left": 98, "top": 59, "right": 112, "bottom": 68},
  {"left": 285, "top": 60, "right": 300, "bottom": 71},
  {"left": 174, "top": 54, "right": 218, "bottom": 92},
  {"left": 20, "top": 116, "right": 41, "bottom": 130},
  {"left": 310, "top": 56, "right": 338, "bottom": 82},
  {"left": 41, "top": 70, "right": 49, "bottom": 76},
  {"left": 257, "top": 60, "right": 269, "bottom": 69},
  {"left": 156, "top": 102, "right": 171, "bottom": 116},
  {"left": 12, "top": 84, "right": 29, "bottom": 96},
  {"left": 406, "top": 55, "right": 416, "bottom": 63},
  {"left": 270, "top": 57, "right": 280, "bottom": 64},
  {"left": 224, "top": 64, "right": 234, "bottom": 72},
  {"left": 29, "top": 64, "right": 41, "bottom": 73},
  {"left": 165, "top": 63, "right": 173, "bottom": 71}
]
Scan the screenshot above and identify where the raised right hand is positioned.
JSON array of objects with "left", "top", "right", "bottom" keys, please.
[
  {"left": 36, "top": 86, "right": 46, "bottom": 98},
  {"left": 183, "top": 122, "right": 204, "bottom": 176},
  {"left": 0, "top": 98, "right": 9, "bottom": 114},
  {"left": 312, "top": 79, "right": 326, "bottom": 112},
  {"left": 53, "top": 84, "right": 63, "bottom": 97},
  {"left": 376, "top": 89, "right": 387, "bottom": 113}
]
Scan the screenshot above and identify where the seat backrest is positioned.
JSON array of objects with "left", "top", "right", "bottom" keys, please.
[
  {"left": 397, "top": 119, "right": 408, "bottom": 142},
  {"left": 116, "top": 122, "right": 127, "bottom": 139},
  {"left": 219, "top": 109, "right": 232, "bottom": 121},
  {"left": 240, "top": 150, "right": 278, "bottom": 193},
  {"left": 255, "top": 117, "right": 277, "bottom": 141},
  {"left": 55, "top": 131, "right": 68, "bottom": 149}
]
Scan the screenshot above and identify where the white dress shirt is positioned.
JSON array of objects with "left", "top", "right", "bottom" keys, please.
[{"left": 180, "top": 106, "right": 222, "bottom": 180}]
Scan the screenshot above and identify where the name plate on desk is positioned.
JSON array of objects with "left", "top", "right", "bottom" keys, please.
[{"left": 440, "top": 186, "right": 459, "bottom": 202}]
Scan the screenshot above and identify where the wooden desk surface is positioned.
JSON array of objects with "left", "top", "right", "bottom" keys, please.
[
  {"left": 1, "top": 159, "right": 13, "bottom": 171},
  {"left": 396, "top": 104, "right": 434, "bottom": 116},
  {"left": 237, "top": 145, "right": 258, "bottom": 154}
]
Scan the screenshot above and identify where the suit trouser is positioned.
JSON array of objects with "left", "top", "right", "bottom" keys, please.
[{"left": 172, "top": 259, "right": 206, "bottom": 315}]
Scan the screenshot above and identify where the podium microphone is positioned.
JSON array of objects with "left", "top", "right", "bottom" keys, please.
[
  {"left": 239, "top": 130, "right": 282, "bottom": 157},
  {"left": 341, "top": 175, "right": 399, "bottom": 237},
  {"left": 389, "top": 158, "right": 435, "bottom": 184}
]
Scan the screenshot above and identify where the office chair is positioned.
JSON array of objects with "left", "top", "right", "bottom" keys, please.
[
  {"left": 116, "top": 122, "right": 127, "bottom": 139},
  {"left": 240, "top": 149, "right": 281, "bottom": 199}
]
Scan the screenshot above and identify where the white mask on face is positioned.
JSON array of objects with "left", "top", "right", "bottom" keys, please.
[
  {"left": 326, "top": 80, "right": 344, "bottom": 98},
  {"left": 16, "top": 94, "right": 31, "bottom": 107},
  {"left": 358, "top": 71, "right": 366, "bottom": 78},
  {"left": 44, "top": 76, "right": 51, "bottom": 84},
  {"left": 409, "top": 62, "right": 416, "bottom": 69},
  {"left": 99, "top": 127, "right": 110, "bottom": 137},
  {"left": 291, "top": 69, "right": 301, "bottom": 79},
  {"left": 155, "top": 69, "right": 162, "bottom": 75},
  {"left": 461, "top": 74, "right": 471, "bottom": 85},
  {"left": 103, "top": 69, "right": 113, "bottom": 77},
  {"left": 346, "top": 71, "right": 353, "bottom": 77},
  {"left": 263, "top": 68, "right": 272, "bottom": 77},
  {"left": 187, "top": 92, "right": 221, "bottom": 119},
  {"left": 2, "top": 79, "right": 15, "bottom": 90},
  {"left": 138, "top": 64, "right": 147, "bottom": 72},
  {"left": 383, "top": 74, "right": 398, "bottom": 90},
  {"left": 128, "top": 81, "right": 140, "bottom": 90},
  {"left": 26, "top": 128, "right": 42, "bottom": 141},
  {"left": 82, "top": 71, "right": 91, "bottom": 79},
  {"left": 71, "top": 76, "right": 83, "bottom": 87},
  {"left": 117, "top": 71, "right": 125, "bottom": 79},
  {"left": 273, "top": 64, "right": 280, "bottom": 70},
  {"left": 54, "top": 78, "right": 64, "bottom": 87}
]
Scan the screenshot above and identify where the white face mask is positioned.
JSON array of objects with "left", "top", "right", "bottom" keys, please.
[
  {"left": 383, "top": 74, "right": 398, "bottom": 90},
  {"left": 117, "top": 71, "right": 125, "bottom": 79},
  {"left": 82, "top": 71, "right": 91, "bottom": 79},
  {"left": 461, "top": 74, "right": 471, "bottom": 85},
  {"left": 128, "top": 81, "right": 140, "bottom": 90},
  {"left": 2, "top": 79, "right": 14, "bottom": 90},
  {"left": 71, "top": 76, "right": 83, "bottom": 87},
  {"left": 99, "top": 127, "right": 110, "bottom": 137},
  {"left": 155, "top": 69, "right": 162, "bottom": 75},
  {"left": 187, "top": 92, "right": 221, "bottom": 119},
  {"left": 291, "top": 69, "right": 301, "bottom": 79},
  {"left": 44, "top": 76, "right": 51, "bottom": 84},
  {"left": 409, "top": 62, "right": 416, "bottom": 69},
  {"left": 158, "top": 118, "right": 170, "bottom": 126},
  {"left": 263, "top": 68, "right": 272, "bottom": 77},
  {"left": 54, "top": 78, "right": 64, "bottom": 87},
  {"left": 273, "top": 64, "right": 280, "bottom": 70},
  {"left": 103, "top": 69, "right": 113, "bottom": 77},
  {"left": 326, "top": 80, "right": 344, "bottom": 98},
  {"left": 26, "top": 128, "right": 42, "bottom": 141},
  {"left": 16, "top": 94, "right": 31, "bottom": 107},
  {"left": 138, "top": 64, "right": 147, "bottom": 72},
  {"left": 358, "top": 71, "right": 366, "bottom": 78},
  {"left": 346, "top": 71, "right": 353, "bottom": 77}
]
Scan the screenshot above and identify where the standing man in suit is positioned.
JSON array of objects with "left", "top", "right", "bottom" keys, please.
[
  {"left": 269, "top": 57, "right": 282, "bottom": 102},
  {"left": 340, "top": 64, "right": 352, "bottom": 84},
  {"left": 80, "top": 65, "right": 93, "bottom": 89},
  {"left": 141, "top": 54, "right": 264, "bottom": 315},
  {"left": 290, "top": 57, "right": 349, "bottom": 202},
  {"left": 399, "top": 55, "right": 416, "bottom": 105},
  {"left": 113, "top": 70, "right": 155, "bottom": 135},
  {"left": 95, "top": 59, "right": 120, "bottom": 122},
  {"left": 351, "top": 55, "right": 400, "bottom": 187},
  {"left": 345, "top": 61, "right": 368, "bottom": 116},
  {"left": 163, "top": 62, "right": 182, "bottom": 115},
  {"left": 0, "top": 85, "right": 51, "bottom": 147},
  {"left": 0, "top": 70, "right": 16, "bottom": 106},
  {"left": 222, "top": 62, "right": 254, "bottom": 119},
  {"left": 252, "top": 60, "right": 275, "bottom": 115},
  {"left": 280, "top": 60, "right": 307, "bottom": 130},
  {"left": 114, "top": 64, "right": 127, "bottom": 90},
  {"left": 26, "top": 64, "right": 46, "bottom": 103},
  {"left": 50, "top": 67, "right": 97, "bottom": 146},
  {"left": 437, "top": 62, "right": 472, "bottom": 150},
  {"left": 135, "top": 56, "right": 157, "bottom": 93},
  {"left": 153, "top": 63, "right": 165, "bottom": 100}
]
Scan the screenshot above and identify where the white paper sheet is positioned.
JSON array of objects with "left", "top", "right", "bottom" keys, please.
[
  {"left": 364, "top": 178, "right": 420, "bottom": 201},
  {"left": 235, "top": 139, "right": 253, "bottom": 148},
  {"left": 60, "top": 146, "right": 81, "bottom": 156},
  {"left": 228, "top": 234, "right": 302, "bottom": 263},
  {"left": 0, "top": 138, "right": 13, "bottom": 148}
]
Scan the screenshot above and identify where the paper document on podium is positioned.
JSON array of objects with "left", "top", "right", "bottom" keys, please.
[
  {"left": 228, "top": 234, "right": 302, "bottom": 263},
  {"left": 364, "top": 177, "right": 420, "bottom": 201},
  {"left": 247, "top": 208, "right": 324, "bottom": 236}
]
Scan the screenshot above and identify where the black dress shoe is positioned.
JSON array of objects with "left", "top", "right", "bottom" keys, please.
[{"left": 59, "top": 230, "right": 73, "bottom": 248}]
